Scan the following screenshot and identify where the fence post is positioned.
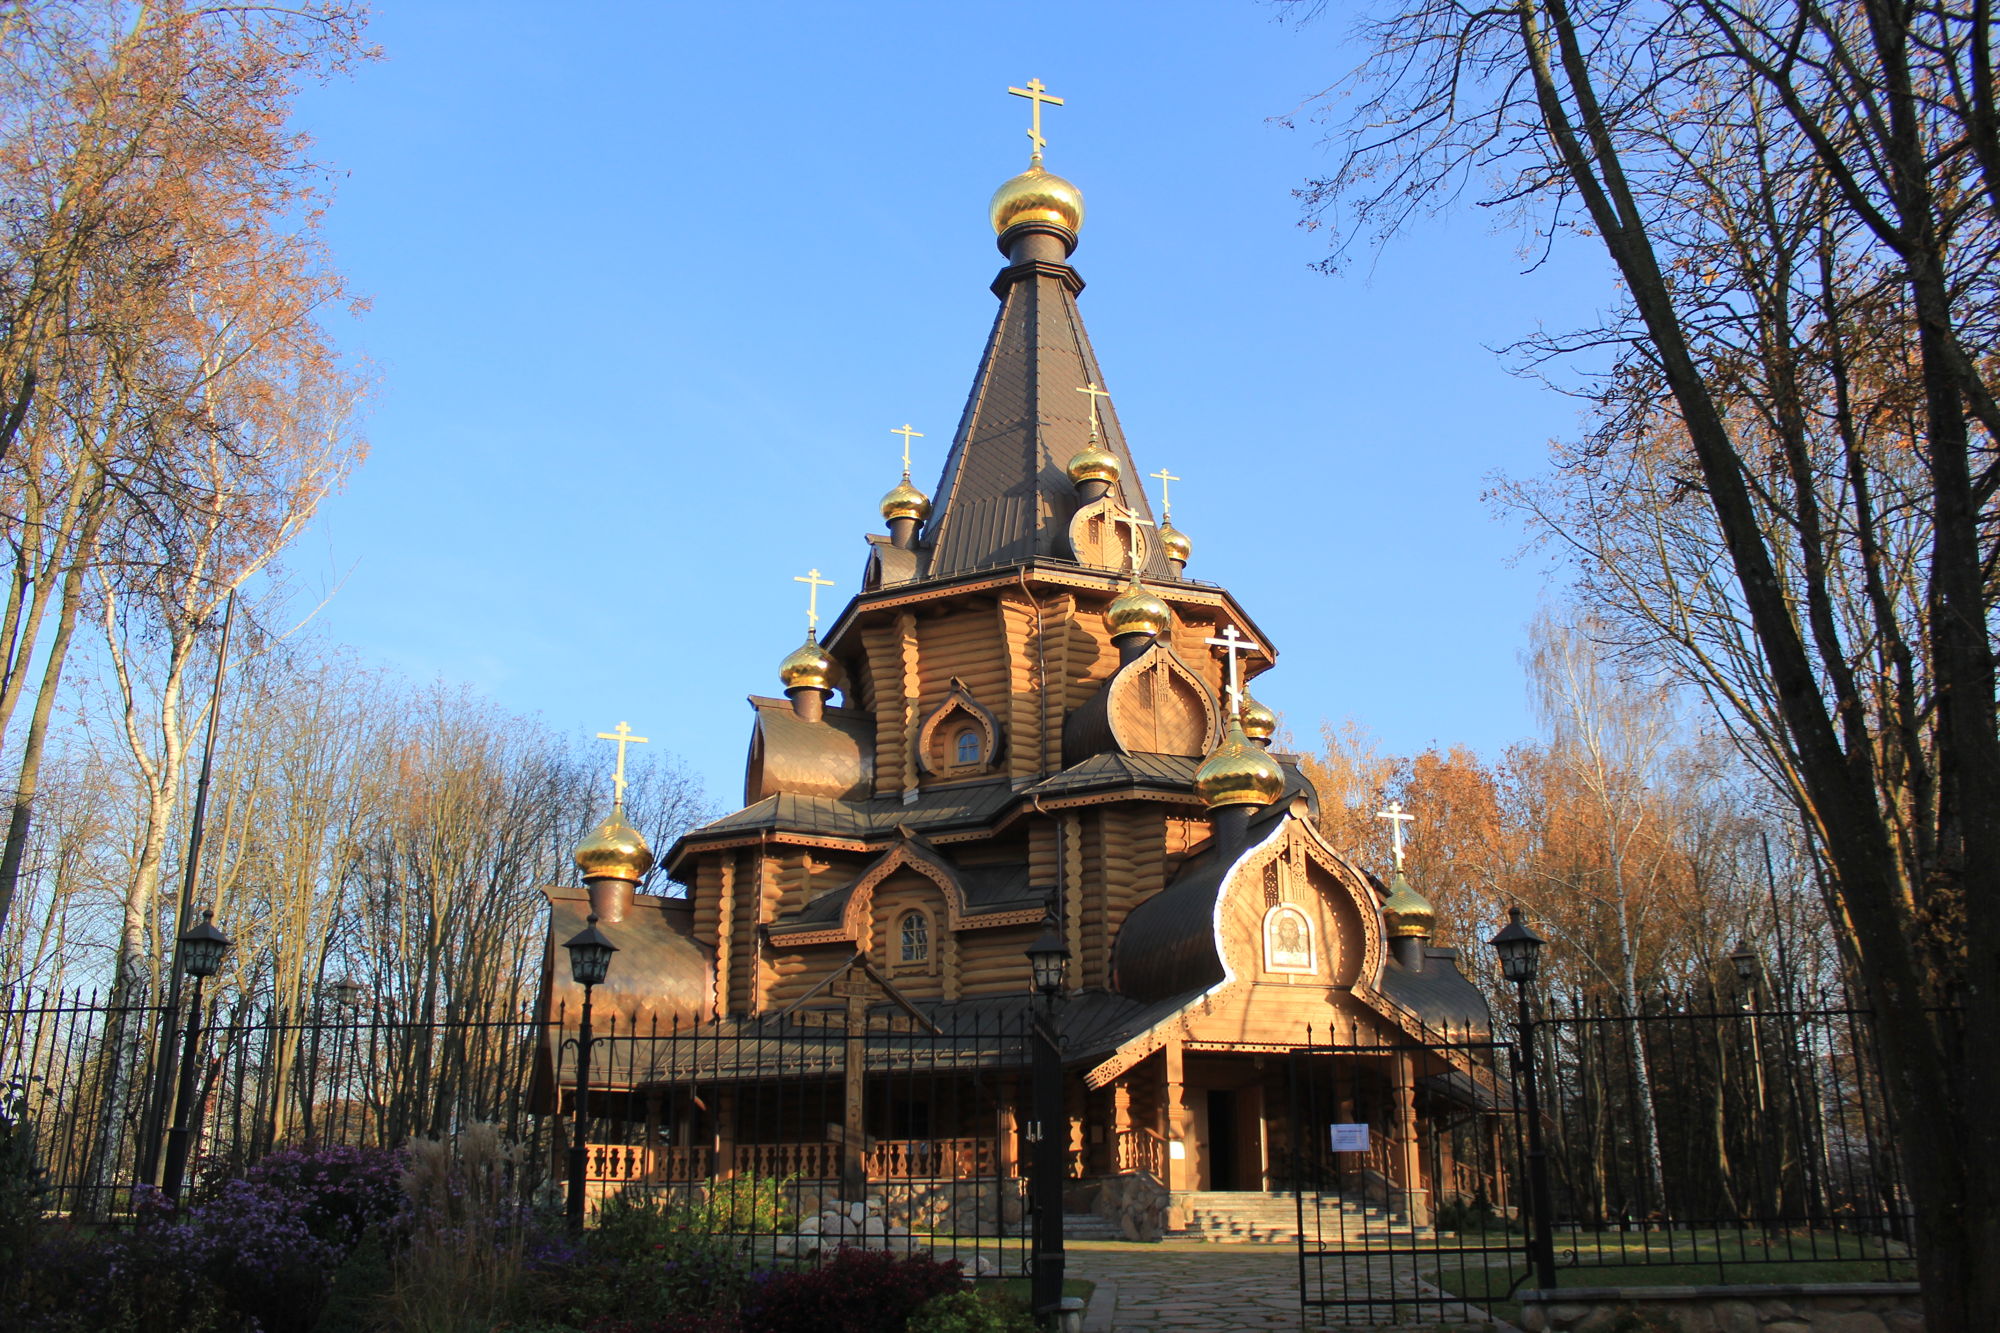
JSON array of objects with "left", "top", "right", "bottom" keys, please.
[
  {"left": 1515, "top": 986, "right": 1558, "bottom": 1290},
  {"left": 1029, "top": 1006, "right": 1066, "bottom": 1324}
]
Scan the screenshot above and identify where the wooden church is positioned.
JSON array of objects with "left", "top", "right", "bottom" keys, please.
[{"left": 536, "top": 85, "right": 1498, "bottom": 1231}]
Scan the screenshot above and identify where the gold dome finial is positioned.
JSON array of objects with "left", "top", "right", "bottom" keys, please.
[
  {"left": 1382, "top": 869, "right": 1436, "bottom": 939},
  {"left": 993, "top": 78, "right": 1082, "bottom": 237},
  {"left": 574, "top": 801, "right": 655, "bottom": 884},
  {"left": 1066, "top": 434, "right": 1120, "bottom": 487},
  {"left": 880, "top": 478, "right": 932, "bottom": 523},
  {"left": 779, "top": 635, "right": 835, "bottom": 692},
  {"left": 991, "top": 166, "right": 1085, "bottom": 237},
  {"left": 880, "top": 423, "right": 932, "bottom": 522},
  {"left": 1193, "top": 719, "right": 1286, "bottom": 811},
  {"left": 1105, "top": 569, "right": 1171, "bottom": 639},
  {"left": 1239, "top": 692, "right": 1276, "bottom": 743}
]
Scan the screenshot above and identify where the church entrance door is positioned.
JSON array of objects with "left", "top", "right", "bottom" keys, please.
[{"left": 1205, "top": 1089, "right": 1239, "bottom": 1190}]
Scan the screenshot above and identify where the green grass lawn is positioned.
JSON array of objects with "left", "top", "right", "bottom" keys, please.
[
  {"left": 1424, "top": 1229, "right": 1914, "bottom": 1323},
  {"left": 991, "top": 1276, "right": 1095, "bottom": 1306}
]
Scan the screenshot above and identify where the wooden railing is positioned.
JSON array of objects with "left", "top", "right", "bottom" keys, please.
[
  {"left": 866, "top": 1136, "right": 994, "bottom": 1179},
  {"left": 586, "top": 1142, "right": 713, "bottom": 1183},
  {"left": 738, "top": 1141, "right": 839, "bottom": 1180},
  {"left": 1115, "top": 1127, "right": 1166, "bottom": 1177},
  {"left": 587, "top": 1137, "right": 995, "bottom": 1183}
]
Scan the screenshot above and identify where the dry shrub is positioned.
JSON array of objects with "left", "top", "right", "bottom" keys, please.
[{"left": 382, "top": 1124, "right": 528, "bottom": 1333}]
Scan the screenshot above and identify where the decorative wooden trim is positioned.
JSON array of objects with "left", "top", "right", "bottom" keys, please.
[
  {"left": 916, "top": 679, "right": 1003, "bottom": 776},
  {"left": 898, "top": 613, "right": 921, "bottom": 797}
]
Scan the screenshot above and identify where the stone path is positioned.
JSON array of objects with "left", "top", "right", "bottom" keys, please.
[{"left": 1061, "top": 1240, "right": 1517, "bottom": 1332}]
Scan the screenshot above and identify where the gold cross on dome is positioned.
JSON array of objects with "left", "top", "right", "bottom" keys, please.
[
  {"left": 794, "top": 568, "right": 834, "bottom": 636},
  {"left": 595, "top": 721, "right": 649, "bottom": 806},
  {"left": 1076, "top": 381, "right": 1112, "bottom": 435},
  {"left": 890, "top": 423, "right": 924, "bottom": 476},
  {"left": 1204, "top": 624, "right": 1261, "bottom": 719},
  {"left": 1008, "top": 77, "right": 1064, "bottom": 162},
  {"left": 1150, "top": 467, "right": 1181, "bottom": 516},
  {"left": 1376, "top": 800, "right": 1416, "bottom": 870},
  {"left": 1108, "top": 506, "right": 1154, "bottom": 571}
]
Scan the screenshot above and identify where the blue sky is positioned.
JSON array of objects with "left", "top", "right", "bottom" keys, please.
[{"left": 289, "top": 1, "right": 1614, "bottom": 804}]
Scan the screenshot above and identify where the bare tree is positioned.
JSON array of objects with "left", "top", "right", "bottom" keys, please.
[{"left": 1291, "top": 2, "right": 2000, "bottom": 1319}]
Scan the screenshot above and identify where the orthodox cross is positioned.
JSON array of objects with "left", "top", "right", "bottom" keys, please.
[
  {"left": 794, "top": 568, "right": 834, "bottom": 637},
  {"left": 1076, "top": 381, "right": 1112, "bottom": 436},
  {"left": 1204, "top": 624, "right": 1260, "bottom": 718},
  {"left": 1007, "top": 77, "right": 1064, "bottom": 162},
  {"left": 595, "top": 721, "right": 649, "bottom": 806},
  {"left": 1108, "top": 507, "right": 1153, "bottom": 572},
  {"left": 891, "top": 423, "right": 924, "bottom": 477},
  {"left": 1376, "top": 800, "right": 1416, "bottom": 871},
  {"left": 1150, "top": 467, "right": 1181, "bottom": 517}
]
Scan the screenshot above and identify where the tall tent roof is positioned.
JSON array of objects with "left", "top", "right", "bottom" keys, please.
[{"left": 917, "top": 246, "right": 1173, "bottom": 580}]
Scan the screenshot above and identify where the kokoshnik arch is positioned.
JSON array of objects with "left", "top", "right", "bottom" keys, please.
[{"left": 531, "top": 81, "right": 1501, "bottom": 1230}]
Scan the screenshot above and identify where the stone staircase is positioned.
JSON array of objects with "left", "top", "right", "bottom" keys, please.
[
  {"left": 1166, "top": 1190, "right": 1434, "bottom": 1245},
  {"left": 1061, "top": 1211, "right": 1127, "bottom": 1241}
]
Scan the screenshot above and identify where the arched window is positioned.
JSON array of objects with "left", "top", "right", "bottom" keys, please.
[
  {"left": 899, "top": 910, "right": 930, "bottom": 964},
  {"left": 954, "top": 728, "right": 982, "bottom": 767}
]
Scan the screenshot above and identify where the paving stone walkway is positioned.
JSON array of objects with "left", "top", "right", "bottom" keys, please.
[{"left": 1061, "top": 1240, "right": 1516, "bottom": 1332}]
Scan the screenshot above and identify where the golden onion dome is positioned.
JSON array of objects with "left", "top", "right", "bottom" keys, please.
[
  {"left": 1105, "top": 579, "right": 1171, "bottom": 639},
  {"left": 990, "top": 165, "right": 1085, "bottom": 236},
  {"left": 1067, "top": 440, "right": 1121, "bottom": 487},
  {"left": 574, "top": 803, "right": 655, "bottom": 883},
  {"left": 880, "top": 477, "right": 932, "bottom": 523},
  {"left": 1193, "top": 720, "right": 1287, "bottom": 811},
  {"left": 778, "top": 636, "right": 835, "bottom": 692},
  {"left": 1239, "top": 693, "right": 1277, "bottom": 743},
  {"left": 1382, "top": 869, "right": 1437, "bottom": 939},
  {"left": 1158, "top": 519, "right": 1191, "bottom": 566}
]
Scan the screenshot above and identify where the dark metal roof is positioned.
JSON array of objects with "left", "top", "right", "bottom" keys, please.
[
  {"left": 744, "top": 696, "right": 874, "bottom": 805},
  {"left": 1022, "top": 751, "right": 1202, "bottom": 798},
  {"left": 1379, "top": 948, "right": 1493, "bottom": 1033},
  {"left": 769, "top": 838, "right": 1047, "bottom": 938},
  {"left": 686, "top": 780, "right": 1018, "bottom": 842},
  {"left": 1110, "top": 800, "right": 1294, "bottom": 1002},
  {"left": 917, "top": 257, "right": 1172, "bottom": 581}
]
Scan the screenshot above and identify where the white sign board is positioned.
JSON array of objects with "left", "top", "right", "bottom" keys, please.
[
  {"left": 1168, "top": 1140, "right": 1186, "bottom": 1161},
  {"left": 1329, "top": 1123, "right": 1371, "bottom": 1153}
]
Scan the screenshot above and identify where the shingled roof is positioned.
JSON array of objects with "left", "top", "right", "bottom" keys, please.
[{"left": 917, "top": 251, "right": 1171, "bottom": 580}]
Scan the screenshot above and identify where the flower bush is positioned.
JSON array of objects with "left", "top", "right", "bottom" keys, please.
[
  {"left": 906, "top": 1290, "right": 1035, "bottom": 1333},
  {"left": 740, "top": 1248, "right": 965, "bottom": 1333}
]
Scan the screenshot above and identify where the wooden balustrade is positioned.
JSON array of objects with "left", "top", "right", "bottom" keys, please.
[
  {"left": 585, "top": 1137, "right": 996, "bottom": 1183},
  {"left": 583, "top": 1143, "right": 713, "bottom": 1183},
  {"left": 865, "top": 1137, "right": 994, "bottom": 1179},
  {"left": 1115, "top": 1128, "right": 1165, "bottom": 1177}
]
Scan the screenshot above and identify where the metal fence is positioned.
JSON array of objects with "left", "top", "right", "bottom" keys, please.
[
  {"left": 0, "top": 988, "right": 1033, "bottom": 1277},
  {"left": 1530, "top": 988, "right": 1916, "bottom": 1284}
]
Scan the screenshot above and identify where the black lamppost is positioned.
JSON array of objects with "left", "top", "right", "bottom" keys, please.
[
  {"left": 1729, "top": 938, "right": 1774, "bottom": 1214},
  {"left": 564, "top": 913, "right": 617, "bottom": 1231},
  {"left": 1490, "top": 906, "right": 1556, "bottom": 1291},
  {"left": 1024, "top": 910, "right": 1070, "bottom": 1328},
  {"left": 163, "top": 909, "right": 232, "bottom": 1201}
]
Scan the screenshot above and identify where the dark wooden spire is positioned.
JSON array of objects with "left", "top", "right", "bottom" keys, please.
[{"left": 918, "top": 228, "right": 1172, "bottom": 580}]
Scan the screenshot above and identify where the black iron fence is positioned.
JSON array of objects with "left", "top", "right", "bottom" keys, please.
[
  {"left": 0, "top": 988, "right": 1031, "bottom": 1277},
  {"left": 1529, "top": 988, "right": 1915, "bottom": 1284}
]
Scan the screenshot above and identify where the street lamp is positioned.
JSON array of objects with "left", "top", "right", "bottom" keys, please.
[
  {"left": 1488, "top": 907, "right": 1556, "bottom": 1291},
  {"left": 1027, "top": 910, "right": 1070, "bottom": 1002},
  {"left": 163, "top": 909, "right": 232, "bottom": 1201},
  {"left": 1024, "top": 909, "right": 1070, "bottom": 1327},
  {"left": 1729, "top": 939, "right": 1762, "bottom": 994},
  {"left": 564, "top": 913, "right": 617, "bottom": 1230}
]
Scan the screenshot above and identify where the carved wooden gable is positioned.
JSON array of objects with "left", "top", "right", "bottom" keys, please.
[
  {"left": 1215, "top": 814, "right": 1382, "bottom": 993},
  {"left": 1105, "top": 642, "right": 1220, "bottom": 756},
  {"left": 1067, "top": 495, "right": 1150, "bottom": 572}
]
